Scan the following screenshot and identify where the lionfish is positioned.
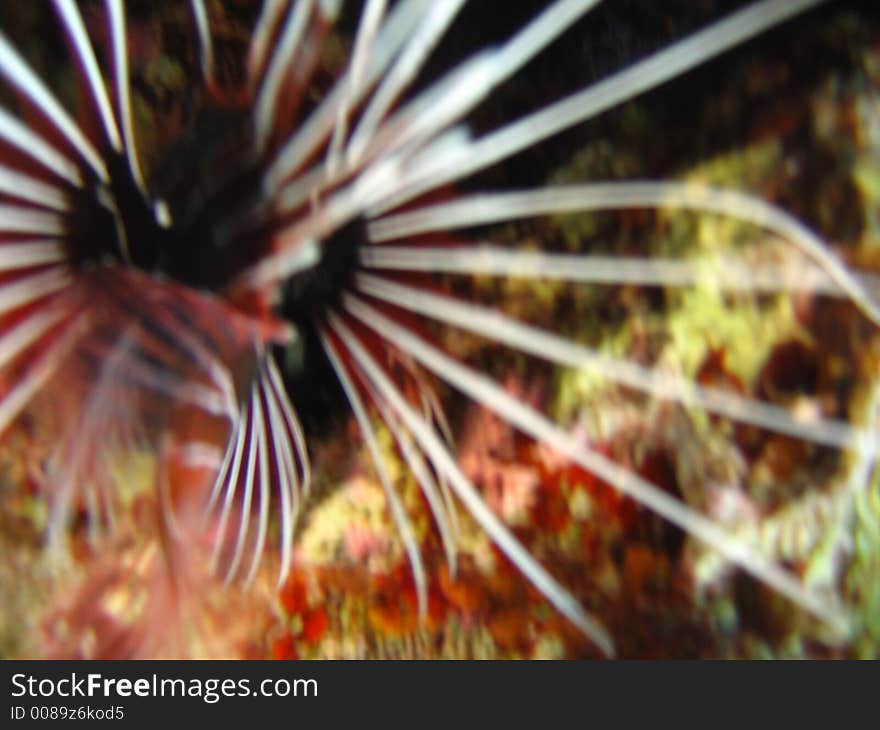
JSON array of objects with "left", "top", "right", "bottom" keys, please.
[{"left": 0, "top": 0, "right": 877, "bottom": 658}]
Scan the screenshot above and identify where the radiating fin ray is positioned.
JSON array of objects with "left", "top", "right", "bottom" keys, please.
[
  {"left": 369, "top": 383, "right": 459, "bottom": 578},
  {"left": 248, "top": 0, "right": 288, "bottom": 90},
  {"left": 325, "top": 0, "right": 387, "bottom": 175},
  {"left": 213, "top": 389, "right": 255, "bottom": 577},
  {"left": 247, "top": 3, "right": 826, "bottom": 292},
  {"left": 358, "top": 0, "right": 602, "bottom": 170},
  {"left": 0, "top": 240, "right": 65, "bottom": 271},
  {"left": 343, "top": 294, "right": 851, "bottom": 636},
  {"left": 46, "top": 329, "right": 152, "bottom": 550},
  {"left": 0, "top": 205, "right": 66, "bottom": 236},
  {"left": 360, "top": 244, "right": 879, "bottom": 298},
  {"left": 261, "top": 360, "right": 299, "bottom": 585},
  {"left": 0, "top": 164, "right": 69, "bottom": 211},
  {"left": 0, "top": 304, "right": 66, "bottom": 370},
  {"left": 80, "top": 339, "right": 229, "bottom": 419},
  {"left": 368, "top": 183, "right": 880, "bottom": 326},
  {"left": 105, "top": 0, "right": 146, "bottom": 194},
  {"left": 265, "top": 356, "right": 311, "bottom": 496},
  {"left": 189, "top": 0, "right": 216, "bottom": 88},
  {"left": 0, "top": 310, "right": 85, "bottom": 439},
  {"left": 0, "top": 29, "right": 106, "bottom": 181},
  {"left": 357, "top": 273, "right": 872, "bottom": 454},
  {"left": 328, "top": 310, "right": 615, "bottom": 655},
  {"left": 255, "top": 0, "right": 316, "bottom": 151},
  {"left": 127, "top": 301, "right": 240, "bottom": 423},
  {"left": 369, "top": 0, "right": 828, "bottom": 214},
  {"left": 345, "top": 0, "right": 466, "bottom": 166},
  {"left": 224, "top": 385, "right": 263, "bottom": 583},
  {"left": 52, "top": 0, "right": 123, "bottom": 154},
  {"left": 320, "top": 326, "right": 428, "bottom": 618},
  {"left": 0, "top": 108, "right": 83, "bottom": 187},
  {"left": 264, "top": 0, "right": 429, "bottom": 193},
  {"left": 206, "top": 395, "right": 248, "bottom": 516},
  {"left": 244, "top": 381, "right": 272, "bottom": 585},
  {"left": 0, "top": 267, "right": 70, "bottom": 317}
]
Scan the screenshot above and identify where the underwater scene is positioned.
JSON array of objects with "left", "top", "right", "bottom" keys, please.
[{"left": 0, "top": 0, "right": 878, "bottom": 659}]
